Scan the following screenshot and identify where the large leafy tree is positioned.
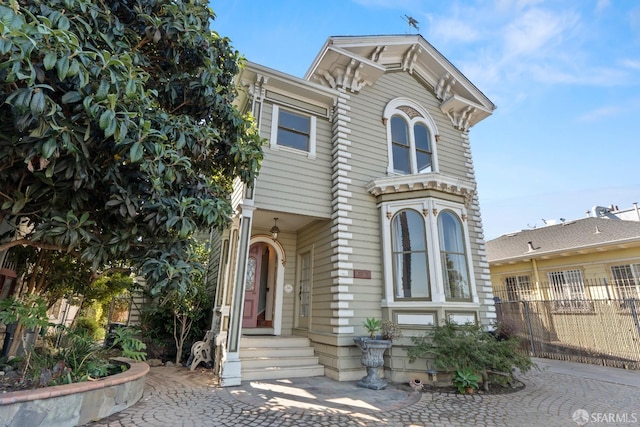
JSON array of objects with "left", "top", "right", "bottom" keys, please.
[{"left": 0, "top": 0, "right": 263, "bottom": 295}]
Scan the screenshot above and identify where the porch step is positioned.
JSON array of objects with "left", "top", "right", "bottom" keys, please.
[{"left": 240, "top": 336, "right": 325, "bottom": 381}]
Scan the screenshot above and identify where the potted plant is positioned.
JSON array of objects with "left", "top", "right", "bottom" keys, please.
[
  {"left": 452, "top": 368, "right": 480, "bottom": 394},
  {"left": 353, "top": 318, "right": 402, "bottom": 390}
]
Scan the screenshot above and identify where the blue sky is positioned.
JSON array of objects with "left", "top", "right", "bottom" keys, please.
[{"left": 211, "top": 0, "right": 640, "bottom": 240}]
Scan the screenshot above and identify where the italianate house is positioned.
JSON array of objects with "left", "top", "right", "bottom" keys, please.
[{"left": 207, "top": 35, "right": 497, "bottom": 386}]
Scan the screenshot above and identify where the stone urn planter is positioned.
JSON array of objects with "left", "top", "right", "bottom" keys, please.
[{"left": 353, "top": 337, "right": 392, "bottom": 390}]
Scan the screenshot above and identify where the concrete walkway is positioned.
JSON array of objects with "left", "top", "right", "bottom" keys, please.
[{"left": 86, "top": 358, "right": 640, "bottom": 426}]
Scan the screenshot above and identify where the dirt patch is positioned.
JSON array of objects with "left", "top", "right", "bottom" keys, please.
[{"left": 420, "top": 379, "right": 526, "bottom": 396}]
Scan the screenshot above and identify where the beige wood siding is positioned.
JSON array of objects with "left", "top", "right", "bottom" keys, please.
[
  {"left": 339, "top": 71, "right": 494, "bottom": 326},
  {"left": 295, "top": 219, "right": 334, "bottom": 335},
  {"left": 253, "top": 102, "right": 333, "bottom": 218}
]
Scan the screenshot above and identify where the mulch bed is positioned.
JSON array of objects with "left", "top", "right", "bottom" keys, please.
[{"left": 418, "top": 378, "right": 526, "bottom": 396}]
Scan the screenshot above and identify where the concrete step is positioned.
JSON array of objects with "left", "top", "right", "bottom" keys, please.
[
  {"left": 241, "top": 336, "right": 311, "bottom": 348},
  {"left": 241, "top": 364, "right": 325, "bottom": 381},
  {"left": 239, "top": 335, "right": 325, "bottom": 381},
  {"left": 242, "top": 356, "right": 321, "bottom": 370},
  {"left": 240, "top": 346, "right": 315, "bottom": 358}
]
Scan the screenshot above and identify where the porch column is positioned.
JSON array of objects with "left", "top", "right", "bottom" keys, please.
[{"left": 220, "top": 205, "right": 255, "bottom": 387}]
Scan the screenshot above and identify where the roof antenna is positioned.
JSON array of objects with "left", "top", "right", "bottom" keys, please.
[{"left": 402, "top": 15, "right": 420, "bottom": 31}]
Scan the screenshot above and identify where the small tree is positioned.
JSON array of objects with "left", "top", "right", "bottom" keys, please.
[{"left": 142, "top": 241, "right": 210, "bottom": 365}]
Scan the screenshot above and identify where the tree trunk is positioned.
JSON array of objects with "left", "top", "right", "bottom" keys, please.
[
  {"left": 173, "top": 314, "right": 193, "bottom": 365},
  {"left": 7, "top": 323, "right": 25, "bottom": 358}
]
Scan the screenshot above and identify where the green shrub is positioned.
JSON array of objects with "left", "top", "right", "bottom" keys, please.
[
  {"left": 407, "top": 321, "right": 533, "bottom": 390},
  {"left": 73, "top": 317, "right": 100, "bottom": 340},
  {"left": 108, "top": 327, "right": 147, "bottom": 362},
  {"left": 28, "top": 327, "right": 118, "bottom": 386}
]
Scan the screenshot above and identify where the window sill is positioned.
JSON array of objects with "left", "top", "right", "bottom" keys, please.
[
  {"left": 268, "top": 143, "right": 316, "bottom": 159},
  {"left": 365, "top": 172, "right": 475, "bottom": 197},
  {"left": 381, "top": 299, "right": 480, "bottom": 309}
]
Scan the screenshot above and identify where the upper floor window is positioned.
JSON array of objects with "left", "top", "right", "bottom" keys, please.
[
  {"left": 278, "top": 109, "right": 310, "bottom": 150},
  {"left": 270, "top": 104, "right": 317, "bottom": 157},
  {"left": 390, "top": 117, "right": 433, "bottom": 174},
  {"left": 438, "top": 211, "right": 471, "bottom": 301},
  {"left": 391, "top": 209, "right": 430, "bottom": 300},
  {"left": 384, "top": 98, "right": 438, "bottom": 176}
]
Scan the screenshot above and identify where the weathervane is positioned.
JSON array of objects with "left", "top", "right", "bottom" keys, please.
[{"left": 402, "top": 15, "right": 420, "bottom": 31}]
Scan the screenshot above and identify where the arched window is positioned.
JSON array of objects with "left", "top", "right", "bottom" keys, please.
[
  {"left": 391, "top": 209, "right": 430, "bottom": 299},
  {"left": 438, "top": 211, "right": 471, "bottom": 301},
  {"left": 384, "top": 98, "right": 437, "bottom": 175}
]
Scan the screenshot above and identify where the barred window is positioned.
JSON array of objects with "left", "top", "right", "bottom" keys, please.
[
  {"left": 548, "top": 270, "right": 590, "bottom": 312},
  {"left": 504, "top": 275, "right": 532, "bottom": 301},
  {"left": 610, "top": 264, "right": 640, "bottom": 300}
]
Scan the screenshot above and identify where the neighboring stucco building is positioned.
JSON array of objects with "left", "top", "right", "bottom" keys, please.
[
  {"left": 487, "top": 217, "right": 640, "bottom": 303},
  {"left": 486, "top": 217, "right": 640, "bottom": 365},
  {"left": 208, "top": 34, "right": 497, "bottom": 386}
]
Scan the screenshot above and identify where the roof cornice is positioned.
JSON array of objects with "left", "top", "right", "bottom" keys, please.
[{"left": 305, "top": 35, "right": 496, "bottom": 130}]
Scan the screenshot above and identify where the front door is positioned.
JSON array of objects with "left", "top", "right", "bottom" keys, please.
[{"left": 243, "top": 242, "right": 274, "bottom": 329}]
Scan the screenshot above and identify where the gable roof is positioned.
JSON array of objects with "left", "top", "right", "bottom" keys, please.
[
  {"left": 486, "top": 217, "right": 640, "bottom": 264},
  {"left": 305, "top": 34, "right": 496, "bottom": 130}
]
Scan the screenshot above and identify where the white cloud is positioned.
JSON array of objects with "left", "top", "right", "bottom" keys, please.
[
  {"left": 495, "top": 0, "right": 545, "bottom": 13},
  {"left": 595, "top": 0, "right": 611, "bottom": 14},
  {"left": 621, "top": 58, "right": 640, "bottom": 70},
  {"left": 502, "top": 8, "right": 579, "bottom": 58},
  {"left": 576, "top": 106, "right": 621, "bottom": 122},
  {"left": 528, "top": 63, "right": 628, "bottom": 86},
  {"left": 430, "top": 17, "right": 480, "bottom": 43},
  {"left": 350, "top": 0, "right": 423, "bottom": 10}
]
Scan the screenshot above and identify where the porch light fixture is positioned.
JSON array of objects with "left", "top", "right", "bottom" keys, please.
[{"left": 270, "top": 218, "right": 280, "bottom": 241}]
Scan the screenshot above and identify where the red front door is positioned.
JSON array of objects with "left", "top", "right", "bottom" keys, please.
[{"left": 242, "top": 243, "right": 263, "bottom": 328}]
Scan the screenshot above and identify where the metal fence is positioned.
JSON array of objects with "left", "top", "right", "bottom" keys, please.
[{"left": 494, "top": 279, "right": 640, "bottom": 369}]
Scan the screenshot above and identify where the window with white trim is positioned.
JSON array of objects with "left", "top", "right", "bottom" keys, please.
[
  {"left": 270, "top": 104, "right": 317, "bottom": 157},
  {"left": 383, "top": 98, "right": 438, "bottom": 176},
  {"left": 298, "top": 252, "right": 312, "bottom": 317},
  {"left": 391, "top": 209, "right": 430, "bottom": 299},
  {"left": 382, "top": 199, "right": 475, "bottom": 304},
  {"left": 438, "top": 211, "right": 471, "bottom": 301},
  {"left": 390, "top": 116, "right": 433, "bottom": 174},
  {"left": 548, "top": 270, "right": 590, "bottom": 312},
  {"left": 610, "top": 263, "right": 640, "bottom": 300}
]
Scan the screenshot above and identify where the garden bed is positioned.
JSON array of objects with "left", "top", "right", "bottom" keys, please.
[
  {"left": 0, "top": 358, "right": 148, "bottom": 426},
  {"left": 419, "top": 379, "right": 526, "bottom": 396}
]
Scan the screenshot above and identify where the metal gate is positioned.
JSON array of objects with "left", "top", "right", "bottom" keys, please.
[{"left": 494, "top": 280, "right": 640, "bottom": 370}]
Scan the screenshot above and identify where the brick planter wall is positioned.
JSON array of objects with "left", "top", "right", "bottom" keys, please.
[{"left": 0, "top": 358, "right": 148, "bottom": 427}]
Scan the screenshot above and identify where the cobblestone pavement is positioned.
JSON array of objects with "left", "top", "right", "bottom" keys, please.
[{"left": 87, "top": 358, "right": 640, "bottom": 427}]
